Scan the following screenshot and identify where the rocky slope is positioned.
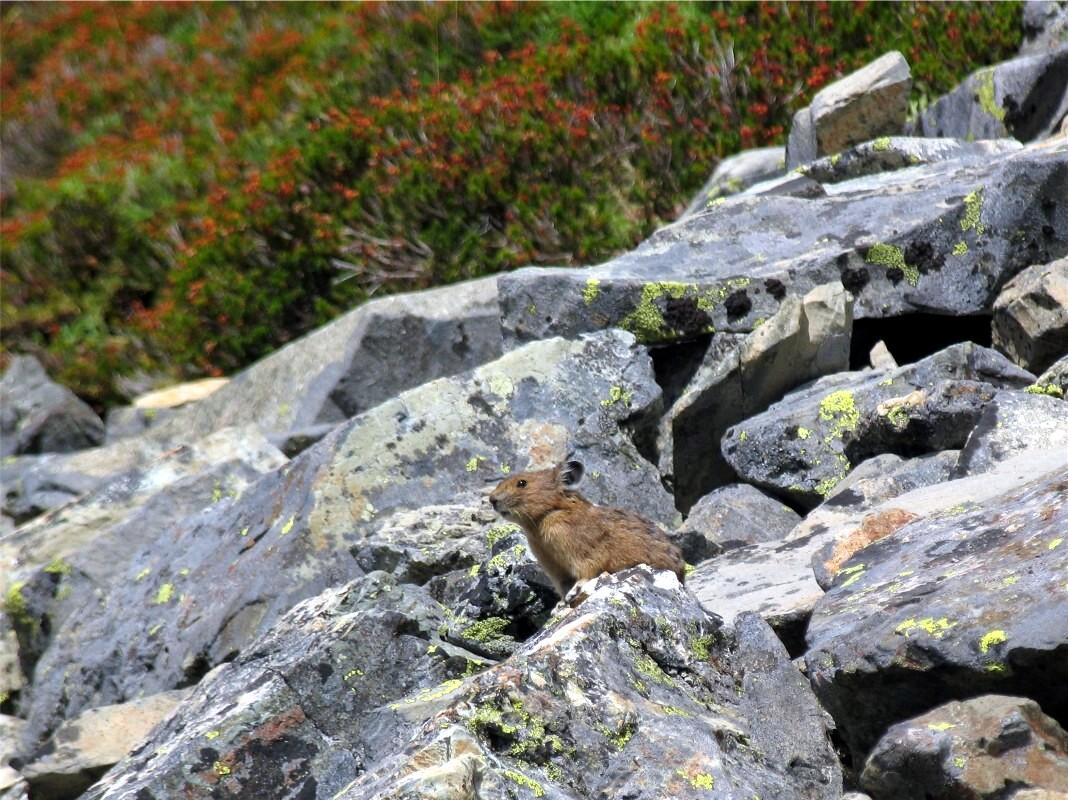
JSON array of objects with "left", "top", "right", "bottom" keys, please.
[{"left": 2, "top": 36, "right": 1067, "bottom": 800}]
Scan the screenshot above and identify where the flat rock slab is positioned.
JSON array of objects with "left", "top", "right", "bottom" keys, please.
[
  {"left": 909, "top": 47, "right": 1068, "bottom": 143},
  {"left": 805, "top": 463, "right": 1068, "bottom": 762},
  {"left": 339, "top": 568, "right": 841, "bottom": 800},
  {"left": 721, "top": 343, "right": 1033, "bottom": 508},
  {"left": 860, "top": 695, "right": 1068, "bottom": 800},
  {"left": 15, "top": 331, "right": 675, "bottom": 751},
  {"left": 954, "top": 389, "right": 1068, "bottom": 477},
  {"left": 498, "top": 140, "right": 1068, "bottom": 347},
  {"left": 81, "top": 574, "right": 482, "bottom": 800}
]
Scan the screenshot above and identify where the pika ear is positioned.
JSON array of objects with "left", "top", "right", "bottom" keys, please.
[{"left": 559, "top": 460, "right": 584, "bottom": 486}]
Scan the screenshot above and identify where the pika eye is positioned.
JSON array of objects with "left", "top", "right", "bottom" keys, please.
[{"left": 516, "top": 479, "right": 527, "bottom": 488}]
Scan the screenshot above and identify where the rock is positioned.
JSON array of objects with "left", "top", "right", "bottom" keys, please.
[
  {"left": 79, "top": 573, "right": 485, "bottom": 800},
  {"left": 102, "top": 405, "right": 174, "bottom": 444},
  {"left": 0, "top": 427, "right": 286, "bottom": 705},
  {"left": 804, "top": 461, "right": 1068, "bottom": 762},
  {"left": 721, "top": 343, "right": 1034, "bottom": 508},
  {"left": 20, "top": 691, "right": 187, "bottom": 800},
  {"left": 1032, "top": 354, "right": 1068, "bottom": 397},
  {"left": 132, "top": 377, "right": 228, "bottom": 409},
  {"left": 1, "top": 715, "right": 23, "bottom": 791},
  {"left": 868, "top": 340, "right": 898, "bottom": 370},
  {"left": 954, "top": 389, "right": 1068, "bottom": 476},
  {"left": 659, "top": 282, "right": 853, "bottom": 511},
  {"left": 742, "top": 172, "right": 826, "bottom": 199},
  {"left": 497, "top": 139, "right": 1068, "bottom": 347},
  {"left": 681, "top": 146, "right": 786, "bottom": 217},
  {"left": 0, "top": 356, "right": 104, "bottom": 458},
  {"left": 1021, "top": 1, "right": 1068, "bottom": 56},
  {"left": 671, "top": 483, "right": 801, "bottom": 564},
  {"left": 14, "top": 331, "right": 675, "bottom": 751},
  {"left": 860, "top": 695, "right": 1068, "bottom": 800},
  {"left": 992, "top": 257, "right": 1068, "bottom": 374},
  {"left": 146, "top": 276, "right": 502, "bottom": 445},
  {"left": 786, "top": 51, "right": 911, "bottom": 169},
  {"left": 337, "top": 569, "right": 842, "bottom": 800},
  {"left": 800, "top": 137, "right": 1022, "bottom": 184},
  {"left": 908, "top": 48, "right": 1068, "bottom": 143}
]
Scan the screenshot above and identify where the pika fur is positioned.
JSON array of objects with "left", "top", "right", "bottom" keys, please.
[{"left": 488, "top": 459, "right": 685, "bottom": 598}]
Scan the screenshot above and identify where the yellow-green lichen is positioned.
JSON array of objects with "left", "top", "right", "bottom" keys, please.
[
  {"left": 502, "top": 769, "right": 545, "bottom": 798},
  {"left": 819, "top": 390, "right": 860, "bottom": 439},
  {"left": 1026, "top": 383, "right": 1064, "bottom": 398},
  {"left": 865, "top": 242, "right": 919, "bottom": 285},
  {"left": 211, "top": 482, "right": 224, "bottom": 503},
  {"left": 462, "top": 616, "right": 510, "bottom": 644},
  {"left": 839, "top": 565, "right": 866, "bottom": 588},
  {"left": 583, "top": 278, "right": 601, "bottom": 306},
  {"left": 601, "top": 385, "right": 633, "bottom": 407},
  {"left": 677, "top": 770, "right": 716, "bottom": 790},
  {"left": 488, "top": 374, "right": 514, "bottom": 398},
  {"left": 205, "top": 730, "right": 221, "bottom": 740},
  {"left": 620, "top": 282, "right": 692, "bottom": 342},
  {"left": 596, "top": 720, "right": 635, "bottom": 751},
  {"left": 975, "top": 68, "right": 1005, "bottom": 122},
  {"left": 135, "top": 567, "right": 151, "bottom": 582},
  {"left": 961, "top": 189, "right": 985, "bottom": 234},
  {"left": 1002, "top": 575, "right": 1019, "bottom": 586},
  {"left": 634, "top": 652, "right": 675, "bottom": 687},
  {"left": 884, "top": 401, "right": 911, "bottom": 430},
  {"left": 953, "top": 755, "right": 968, "bottom": 769},
  {"left": 486, "top": 523, "right": 520, "bottom": 547},
  {"left": 280, "top": 515, "right": 295, "bottom": 535},
  {"left": 1049, "top": 537, "right": 1064, "bottom": 550},
  {"left": 683, "top": 562, "right": 696, "bottom": 578},
  {"left": 468, "top": 563, "right": 481, "bottom": 577},
  {"left": 979, "top": 629, "right": 1007, "bottom": 653},
  {"left": 896, "top": 617, "right": 956, "bottom": 639},
  {"left": 691, "top": 634, "right": 715, "bottom": 661},
  {"left": 487, "top": 544, "right": 527, "bottom": 570},
  {"left": 830, "top": 152, "right": 842, "bottom": 166},
  {"left": 154, "top": 583, "right": 175, "bottom": 605},
  {"left": 796, "top": 427, "right": 812, "bottom": 440},
  {"left": 147, "top": 623, "right": 163, "bottom": 637},
  {"left": 952, "top": 240, "right": 968, "bottom": 256},
  {"left": 4, "top": 582, "right": 30, "bottom": 625},
  {"left": 985, "top": 662, "right": 1007, "bottom": 674},
  {"left": 213, "top": 761, "right": 231, "bottom": 776},
  {"left": 660, "top": 705, "right": 691, "bottom": 717},
  {"left": 465, "top": 456, "right": 486, "bottom": 472},
  {"left": 44, "top": 557, "right": 71, "bottom": 576},
  {"left": 872, "top": 136, "right": 891, "bottom": 151},
  {"left": 927, "top": 721, "right": 956, "bottom": 731}
]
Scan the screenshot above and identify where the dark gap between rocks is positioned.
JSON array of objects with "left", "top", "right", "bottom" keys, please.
[
  {"left": 849, "top": 314, "right": 992, "bottom": 371},
  {"left": 649, "top": 335, "right": 714, "bottom": 411}
]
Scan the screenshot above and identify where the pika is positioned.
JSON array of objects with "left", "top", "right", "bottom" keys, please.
[{"left": 488, "top": 459, "right": 685, "bottom": 601}]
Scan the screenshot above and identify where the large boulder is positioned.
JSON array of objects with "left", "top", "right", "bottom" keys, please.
[
  {"left": 721, "top": 343, "right": 1034, "bottom": 508},
  {"left": 336, "top": 569, "right": 842, "bottom": 800},
  {"left": 786, "top": 51, "right": 912, "bottom": 169},
  {"left": 671, "top": 483, "right": 800, "bottom": 564},
  {"left": 658, "top": 281, "right": 852, "bottom": 510},
  {"left": 860, "top": 695, "right": 1068, "bottom": 800},
  {"left": 908, "top": 47, "right": 1068, "bottom": 143},
  {"left": 1032, "top": 353, "right": 1068, "bottom": 397},
  {"left": 147, "top": 276, "right": 502, "bottom": 445},
  {"left": 804, "top": 461, "right": 1068, "bottom": 762},
  {"left": 80, "top": 573, "right": 485, "bottom": 800},
  {"left": 680, "top": 146, "right": 785, "bottom": 217},
  {"left": 953, "top": 390, "right": 1068, "bottom": 477},
  {"left": 12, "top": 331, "right": 675, "bottom": 752},
  {"left": 992, "top": 257, "right": 1068, "bottom": 374},
  {"left": 0, "top": 356, "right": 104, "bottom": 458},
  {"left": 497, "top": 140, "right": 1068, "bottom": 348}
]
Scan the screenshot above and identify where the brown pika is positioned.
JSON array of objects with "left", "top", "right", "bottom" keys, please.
[{"left": 488, "top": 459, "right": 685, "bottom": 600}]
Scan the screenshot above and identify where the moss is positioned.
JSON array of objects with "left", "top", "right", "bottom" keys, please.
[
  {"left": 865, "top": 242, "right": 919, "bottom": 285},
  {"left": 601, "top": 385, "right": 633, "bottom": 407},
  {"left": 462, "top": 616, "right": 511, "bottom": 643},
  {"left": 952, "top": 240, "right": 968, "bottom": 256},
  {"left": 154, "top": 583, "right": 175, "bottom": 604},
  {"left": 960, "top": 189, "right": 985, "bottom": 234},
  {"left": 503, "top": 769, "right": 545, "bottom": 797},
  {"left": 975, "top": 68, "right": 1005, "bottom": 122},
  {"left": 1025, "top": 383, "right": 1064, "bottom": 398},
  {"left": 819, "top": 390, "right": 860, "bottom": 439},
  {"left": 583, "top": 278, "right": 600, "bottom": 305},
  {"left": 979, "top": 629, "right": 1007, "bottom": 653},
  {"left": 872, "top": 136, "right": 891, "bottom": 151}
]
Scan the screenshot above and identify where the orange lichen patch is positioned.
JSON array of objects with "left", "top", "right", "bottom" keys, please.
[{"left": 825, "top": 508, "right": 919, "bottom": 577}]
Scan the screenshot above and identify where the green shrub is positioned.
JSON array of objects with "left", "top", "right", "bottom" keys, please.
[{"left": 0, "top": 2, "right": 1022, "bottom": 406}]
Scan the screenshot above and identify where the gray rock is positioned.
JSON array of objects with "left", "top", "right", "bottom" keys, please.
[
  {"left": 908, "top": 47, "right": 1068, "bottom": 143},
  {"left": 721, "top": 343, "right": 1034, "bottom": 508},
  {"left": 1021, "top": 1, "right": 1068, "bottom": 56},
  {"left": 868, "top": 341, "right": 898, "bottom": 370},
  {"left": 147, "top": 276, "right": 502, "bottom": 445},
  {"left": 742, "top": 172, "right": 827, "bottom": 199},
  {"left": 21, "top": 690, "right": 187, "bottom": 800},
  {"left": 801, "top": 137, "right": 1023, "bottom": 184},
  {"left": 787, "top": 51, "right": 911, "bottom": 169},
  {"left": 954, "top": 389, "right": 1068, "bottom": 476},
  {"left": 14, "top": 332, "right": 675, "bottom": 751},
  {"left": 1032, "top": 353, "right": 1068, "bottom": 397},
  {"left": 672, "top": 483, "right": 801, "bottom": 564},
  {"left": 498, "top": 140, "right": 1068, "bottom": 347},
  {"left": 80, "top": 573, "right": 484, "bottom": 800},
  {"left": 337, "top": 568, "right": 842, "bottom": 800},
  {"left": 681, "top": 146, "right": 786, "bottom": 217},
  {"left": 659, "top": 282, "right": 852, "bottom": 511},
  {"left": 0, "top": 356, "right": 103, "bottom": 458},
  {"left": 103, "top": 405, "right": 174, "bottom": 444},
  {"left": 860, "top": 695, "right": 1068, "bottom": 800},
  {"left": 804, "top": 461, "right": 1068, "bottom": 762},
  {"left": 992, "top": 257, "right": 1068, "bottom": 374}
]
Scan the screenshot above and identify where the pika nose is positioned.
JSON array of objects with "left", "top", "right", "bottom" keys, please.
[{"left": 489, "top": 496, "right": 498, "bottom": 510}]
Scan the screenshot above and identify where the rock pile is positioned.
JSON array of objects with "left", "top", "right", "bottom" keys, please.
[{"left": 2, "top": 35, "right": 1067, "bottom": 800}]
